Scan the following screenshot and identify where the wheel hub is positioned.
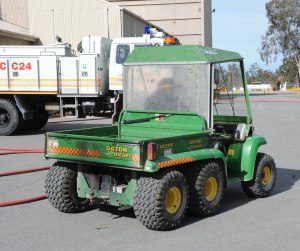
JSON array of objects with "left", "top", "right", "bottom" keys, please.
[
  {"left": 261, "top": 166, "right": 271, "bottom": 185},
  {"left": 0, "top": 111, "right": 9, "bottom": 127},
  {"left": 204, "top": 177, "right": 218, "bottom": 201},
  {"left": 165, "top": 186, "right": 181, "bottom": 214}
]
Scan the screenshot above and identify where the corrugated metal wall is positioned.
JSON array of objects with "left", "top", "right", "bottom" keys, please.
[
  {"left": 28, "top": 0, "right": 123, "bottom": 47},
  {"left": 0, "top": 0, "right": 166, "bottom": 47},
  {"left": 122, "top": 11, "right": 151, "bottom": 37},
  {"left": 108, "top": 0, "right": 212, "bottom": 46},
  {"left": 0, "top": 0, "right": 29, "bottom": 29}
]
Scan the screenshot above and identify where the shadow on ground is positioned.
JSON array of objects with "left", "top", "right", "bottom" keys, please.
[{"left": 92, "top": 167, "right": 300, "bottom": 230}]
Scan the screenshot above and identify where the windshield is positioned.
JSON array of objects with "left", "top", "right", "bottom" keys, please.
[
  {"left": 124, "top": 64, "right": 210, "bottom": 122},
  {"left": 213, "top": 62, "right": 248, "bottom": 117}
]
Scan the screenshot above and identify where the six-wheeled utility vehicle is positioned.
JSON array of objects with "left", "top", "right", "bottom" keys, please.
[{"left": 44, "top": 45, "right": 276, "bottom": 231}]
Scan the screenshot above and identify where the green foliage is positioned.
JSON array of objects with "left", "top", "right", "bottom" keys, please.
[
  {"left": 227, "top": 63, "right": 242, "bottom": 86},
  {"left": 260, "top": 0, "right": 300, "bottom": 63},
  {"left": 276, "top": 56, "right": 299, "bottom": 83},
  {"left": 259, "top": 0, "right": 300, "bottom": 83},
  {"left": 246, "top": 63, "right": 276, "bottom": 85}
]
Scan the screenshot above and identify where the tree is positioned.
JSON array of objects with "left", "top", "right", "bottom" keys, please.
[
  {"left": 246, "top": 63, "right": 276, "bottom": 86},
  {"left": 228, "top": 63, "right": 242, "bottom": 86},
  {"left": 276, "top": 56, "right": 299, "bottom": 84},
  {"left": 260, "top": 0, "right": 300, "bottom": 81}
]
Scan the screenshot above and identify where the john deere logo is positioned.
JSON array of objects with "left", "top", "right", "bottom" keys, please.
[{"left": 201, "top": 49, "right": 217, "bottom": 55}]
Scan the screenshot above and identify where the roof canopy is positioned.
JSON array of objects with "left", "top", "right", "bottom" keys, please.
[{"left": 124, "top": 45, "right": 243, "bottom": 65}]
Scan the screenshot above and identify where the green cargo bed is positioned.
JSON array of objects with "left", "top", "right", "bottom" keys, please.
[{"left": 45, "top": 110, "right": 209, "bottom": 169}]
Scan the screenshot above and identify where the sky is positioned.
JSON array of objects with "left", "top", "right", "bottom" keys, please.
[{"left": 212, "top": 0, "right": 281, "bottom": 72}]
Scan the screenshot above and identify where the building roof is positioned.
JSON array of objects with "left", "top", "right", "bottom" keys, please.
[
  {"left": 0, "top": 20, "right": 38, "bottom": 42},
  {"left": 124, "top": 45, "right": 243, "bottom": 65}
]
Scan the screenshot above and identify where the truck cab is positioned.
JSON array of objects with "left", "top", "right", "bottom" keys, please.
[{"left": 109, "top": 36, "right": 164, "bottom": 91}]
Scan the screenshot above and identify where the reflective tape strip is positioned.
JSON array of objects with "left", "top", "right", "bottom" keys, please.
[
  {"left": 109, "top": 77, "right": 122, "bottom": 80},
  {"left": 0, "top": 78, "right": 102, "bottom": 82},
  {"left": 157, "top": 157, "right": 195, "bottom": 168},
  {"left": 49, "top": 146, "right": 99, "bottom": 158},
  {"left": 0, "top": 91, "right": 57, "bottom": 94},
  {"left": 109, "top": 83, "right": 123, "bottom": 86}
]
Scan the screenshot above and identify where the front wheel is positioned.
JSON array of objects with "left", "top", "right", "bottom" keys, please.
[
  {"left": 242, "top": 153, "right": 276, "bottom": 198},
  {"left": 45, "top": 162, "right": 90, "bottom": 213},
  {"left": 133, "top": 169, "right": 188, "bottom": 231}
]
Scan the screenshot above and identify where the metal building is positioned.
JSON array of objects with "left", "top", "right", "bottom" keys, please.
[
  {"left": 0, "top": 0, "right": 170, "bottom": 47},
  {"left": 0, "top": 0, "right": 37, "bottom": 45},
  {"left": 107, "top": 0, "right": 212, "bottom": 46},
  {"left": 0, "top": 0, "right": 212, "bottom": 47},
  {"left": 28, "top": 0, "right": 167, "bottom": 47}
]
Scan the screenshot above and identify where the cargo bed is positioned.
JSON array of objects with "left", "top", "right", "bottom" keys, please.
[{"left": 45, "top": 110, "right": 209, "bottom": 169}]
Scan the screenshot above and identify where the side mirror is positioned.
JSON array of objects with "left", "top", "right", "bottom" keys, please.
[{"left": 235, "top": 123, "right": 247, "bottom": 141}]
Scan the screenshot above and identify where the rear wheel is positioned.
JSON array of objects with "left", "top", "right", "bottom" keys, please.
[
  {"left": 45, "top": 162, "right": 90, "bottom": 213},
  {"left": 242, "top": 153, "right": 276, "bottom": 198},
  {"left": 0, "top": 99, "right": 23, "bottom": 136},
  {"left": 185, "top": 161, "right": 225, "bottom": 217},
  {"left": 133, "top": 169, "right": 188, "bottom": 231}
]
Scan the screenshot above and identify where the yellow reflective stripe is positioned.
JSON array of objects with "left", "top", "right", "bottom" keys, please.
[
  {"left": 0, "top": 91, "right": 57, "bottom": 94},
  {"left": 0, "top": 84, "right": 57, "bottom": 87},
  {"left": 0, "top": 78, "right": 101, "bottom": 82},
  {"left": 109, "top": 77, "right": 122, "bottom": 80}
]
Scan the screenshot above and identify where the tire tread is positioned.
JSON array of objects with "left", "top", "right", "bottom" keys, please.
[
  {"left": 45, "top": 162, "right": 90, "bottom": 213},
  {"left": 133, "top": 169, "right": 188, "bottom": 231},
  {"left": 242, "top": 153, "right": 276, "bottom": 198}
]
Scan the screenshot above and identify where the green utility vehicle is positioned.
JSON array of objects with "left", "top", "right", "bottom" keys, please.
[{"left": 44, "top": 45, "right": 276, "bottom": 231}]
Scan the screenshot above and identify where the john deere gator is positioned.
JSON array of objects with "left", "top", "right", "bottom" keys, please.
[{"left": 44, "top": 45, "right": 276, "bottom": 231}]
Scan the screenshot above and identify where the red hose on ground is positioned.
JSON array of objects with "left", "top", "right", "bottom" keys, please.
[
  {"left": 0, "top": 147, "right": 44, "bottom": 155},
  {"left": 0, "top": 147, "right": 44, "bottom": 152},
  {"left": 0, "top": 166, "right": 50, "bottom": 177},
  {"left": 0, "top": 195, "right": 47, "bottom": 207},
  {"left": 0, "top": 148, "right": 49, "bottom": 207},
  {"left": 0, "top": 151, "right": 44, "bottom": 155}
]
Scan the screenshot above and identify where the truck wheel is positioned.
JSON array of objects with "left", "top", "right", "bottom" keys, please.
[
  {"left": 133, "top": 169, "right": 188, "bottom": 231},
  {"left": 241, "top": 153, "right": 276, "bottom": 198},
  {"left": 0, "top": 99, "right": 23, "bottom": 136},
  {"left": 45, "top": 162, "right": 90, "bottom": 213},
  {"left": 186, "top": 161, "right": 224, "bottom": 217}
]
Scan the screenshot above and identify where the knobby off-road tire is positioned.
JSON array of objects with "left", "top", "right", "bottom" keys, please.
[
  {"left": 242, "top": 153, "right": 276, "bottom": 198},
  {"left": 0, "top": 99, "right": 23, "bottom": 136},
  {"left": 185, "top": 161, "right": 225, "bottom": 217},
  {"left": 133, "top": 169, "right": 188, "bottom": 231},
  {"left": 45, "top": 162, "right": 90, "bottom": 213}
]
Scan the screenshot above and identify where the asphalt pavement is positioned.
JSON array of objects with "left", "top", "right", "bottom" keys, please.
[{"left": 0, "top": 92, "right": 300, "bottom": 251}]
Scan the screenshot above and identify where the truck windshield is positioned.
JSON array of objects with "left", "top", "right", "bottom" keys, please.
[
  {"left": 213, "top": 62, "right": 247, "bottom": 117},
  {"left": 124, "top": 64, "right": 210, "bottom": 121}
]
